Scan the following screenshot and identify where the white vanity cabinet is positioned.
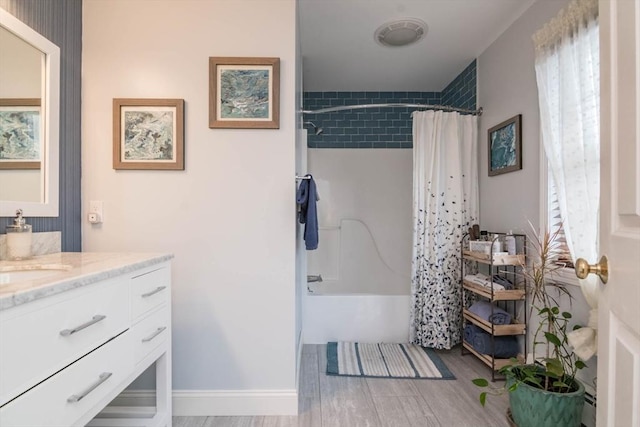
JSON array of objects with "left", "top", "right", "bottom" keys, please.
[{"left": 0, "top": 254, "right": 172, "bottom": 427}]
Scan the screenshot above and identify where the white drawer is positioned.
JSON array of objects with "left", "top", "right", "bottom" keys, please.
[
  {"left": 130, "top": 266, "right": 170, "bottom": 321},
  {"left": 0, "top": 278, "right": 129, "bottom": 405},
  {"left": 132, "top": 306, "right": 170, "bottom": 364},
  {"left": 0, "top": 330, "right": 133, "bottom": 427}
]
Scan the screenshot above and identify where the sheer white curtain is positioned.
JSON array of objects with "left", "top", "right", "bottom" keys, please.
[
  {"left": 533, "top": 0, "right": 599, "bottom": 360},
  {"left": 410, "top": 110, "right": 478, "bottom": 349}
]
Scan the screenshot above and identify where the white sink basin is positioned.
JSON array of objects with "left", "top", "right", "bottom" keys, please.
[{"left": 0, "top": 265, "right": 71, "bottom": 285}]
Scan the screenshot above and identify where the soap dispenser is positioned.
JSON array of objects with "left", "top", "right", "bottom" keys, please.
[{"left": 6, "top": 209, "right": 32, "bottom": 260}]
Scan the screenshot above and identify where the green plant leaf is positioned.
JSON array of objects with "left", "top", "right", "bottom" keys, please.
[
  {"left": 575, "top": 360, "right": 587, "bottom": 369},
  {"left": 551, "top": 307, "right": 560, "bottom": 315},
  {"left": 479, "top": 392, "right": 487, "bottom": 407},
  {"left": 508, "top": 383, "right": 518, "bottom": 392},
  {"left": 524, "top": 376, "right": 542, "bottom": 387},
  {"left": 573, "top": 325, "right": 583, "bottom": 330},
  {"left": 561, "top": 311, "right": 572, "bottom": 319},
  {"left": 544, "top": 332, "right": 562, "bottom": 347},
  {"left": 539, "top": 307, "right": 550, "bottom": 315},
  {"left": 545, "top": 358, "right": 564, "bottom": 377},
  {"left": 472, "top": 378, "right": 489, "bottom": 388}
]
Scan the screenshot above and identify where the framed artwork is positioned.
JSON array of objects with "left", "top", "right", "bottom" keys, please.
[
  {"left": 488, "top": 114, "right": 522, "bottom": 176},
  {"left": 0, "top": 98, "right": 41, "bottom": 170},
  {"left": 209, "top": 57, "right": 280, "bottom": 129},
  {"left": 113, "top": 98, "right": 184, "bottom": 170}
]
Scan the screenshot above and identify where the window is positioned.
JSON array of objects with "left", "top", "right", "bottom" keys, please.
[
  {"left": 547, "top": 171, "right": 574, "bottom": 269},
  {"left": 534, "top": 0, "right": 599, "bottom": 286}
]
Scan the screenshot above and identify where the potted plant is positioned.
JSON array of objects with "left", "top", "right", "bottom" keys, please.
[{"left": 473, "top": 225, "right": 587, "bottom": 427}]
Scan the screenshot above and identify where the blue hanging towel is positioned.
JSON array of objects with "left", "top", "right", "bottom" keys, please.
[{"left": 296, "top": 175, "right": 319, "bottom": 250}]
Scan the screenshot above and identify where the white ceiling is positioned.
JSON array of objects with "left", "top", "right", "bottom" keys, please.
[{"left": 299, "top": 0, "right": 536, "bottom": 92}]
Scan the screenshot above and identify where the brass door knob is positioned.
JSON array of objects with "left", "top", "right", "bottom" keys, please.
[{"left": 575, "top": 255, "right": 609, "bottom": 284}]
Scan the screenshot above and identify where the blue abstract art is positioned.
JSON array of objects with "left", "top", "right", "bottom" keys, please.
[
  {"left": 488, "top": 115, "right": 522, "bottom": 176},
  {"left": 123, "top": 110, "right": 174, "bottom": 161},
  {"left": 113, "top": 98, "right": 184, "bottom": 170},
  {"left": 209, "top": 57, "right": 280, "bottom": 129},
  {"left": 220, "top": 69, "right": 270, "bottom": 119},
  {"left": 0, "top": 109, "right": 40, "bottom": 161}
]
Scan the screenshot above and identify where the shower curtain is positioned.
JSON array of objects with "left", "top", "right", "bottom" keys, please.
[{"left": 410, "top": 110, "right": 478, "bottom": 349}]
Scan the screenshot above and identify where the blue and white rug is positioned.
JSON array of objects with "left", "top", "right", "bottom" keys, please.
[{"left": 326, "top": 342, "right": 455, "bottom": 379}]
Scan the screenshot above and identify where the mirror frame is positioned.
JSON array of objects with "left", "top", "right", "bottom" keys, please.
[{"left": 0, "top": 7, "right": 59, "bottom": 217}]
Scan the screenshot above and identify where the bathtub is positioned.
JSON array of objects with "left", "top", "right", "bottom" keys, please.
[
  {"left": 303, "top": 218, "right": 412, "bottom": 344},
  {"left": 303, "top": 290, "right": 411, "bottom": 344}
]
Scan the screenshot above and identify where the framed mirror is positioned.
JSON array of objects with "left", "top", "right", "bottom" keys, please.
[{"left": 0, "top": 7, "right": 59, "bottom": 216}]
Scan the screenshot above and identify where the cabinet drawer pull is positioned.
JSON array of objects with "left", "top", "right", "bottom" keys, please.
[
  {"left": 142, "top": 326, "right": 167, "bottom": 343},
  {"left": 60, "top": 315, "right": 106, "bottom": 337},
  {"left": 141, "top": 286, "right": 167, "bottom": 298},
  {"left": 67, "top": 372, "right": 112, "bottom": 403}
]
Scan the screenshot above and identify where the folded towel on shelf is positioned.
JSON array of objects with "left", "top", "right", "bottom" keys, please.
[
  {"left": 468, "top": 300, "right": 512, "bottom": 325},
  {"left": 296, "top": 175, "right": 319, "bottom": 250},
  {"left": 464, "top": 323, "right": 481, "bottom": 344},
  {"left": 492, "top": 275, "right": 514, "bottom": 290},
  {"left": 463, "top": 274, "right": 506, "bottom": 291},
  {"left": 464, "top": 324, "right": 520, "bottom": 358}
]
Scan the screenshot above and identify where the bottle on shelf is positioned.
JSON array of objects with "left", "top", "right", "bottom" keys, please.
[{"left": 505, "top": 230, "right": 516, "bottom": 255}]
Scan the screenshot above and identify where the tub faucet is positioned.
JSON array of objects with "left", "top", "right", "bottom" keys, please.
[{"left": 307, "top": 274, "right": 323, "bottom": 283}]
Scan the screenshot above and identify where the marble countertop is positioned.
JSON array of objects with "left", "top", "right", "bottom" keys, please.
[{"left": 0, "top": 252, "right": 173, "bottom": 311}]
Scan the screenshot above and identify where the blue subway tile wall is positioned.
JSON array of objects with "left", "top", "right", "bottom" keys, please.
[
  {"left": 304, "top": 60, "right": 477, "bottom": 149},
  {"left": 441, "top": 60, "right": 477, "bottom": 111},
  {"left": 304, "top": 92, "right": 439, "bottom": 149}
]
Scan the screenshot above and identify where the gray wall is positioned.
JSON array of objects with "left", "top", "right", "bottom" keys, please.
[
  {"left": 477, "top": 0, "right": 597, "bottom": 393},
  {"left": 478, "top": 0, "right": 569, "bottom": 233},
  {"left": 0, "top": 0, "right": 82, "bottom": 252}
]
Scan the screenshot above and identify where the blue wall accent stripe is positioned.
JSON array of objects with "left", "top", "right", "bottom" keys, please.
[
  {"left": 0, "top": 0, "right": 82, "bottom": 252},
  {"left": 304, "top": 60, "right": 477, "bottom": 149}
]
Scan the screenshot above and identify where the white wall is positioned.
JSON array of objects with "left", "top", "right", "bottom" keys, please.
[
  {"left": 82, "top": 0, "right": 298, "bottom": 415},
  {"left": 0, "top": 27, "right": 41, "bottom": 97},
  {"left": 306, "top": 149, "right": 412, "bottom": 295}
]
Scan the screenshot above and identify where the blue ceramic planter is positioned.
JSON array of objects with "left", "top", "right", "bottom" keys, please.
[{"left": 508, "top": 370, "right": 585, "bottom": 427}]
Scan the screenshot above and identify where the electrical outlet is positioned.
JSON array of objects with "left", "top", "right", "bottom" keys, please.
[
  {"left": 88, "top": 212, "right": 101, "bottom": 224},
  {"left": 89, "top": 201, "right": 103, "bottom": 224}
]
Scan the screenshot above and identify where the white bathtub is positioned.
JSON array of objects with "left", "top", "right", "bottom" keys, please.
[
  {"left": 302, "top": 291, "right": 411, "bottom": 344},
  {"left": 302, "top": 218, "right": 412, "bottom": 344}
]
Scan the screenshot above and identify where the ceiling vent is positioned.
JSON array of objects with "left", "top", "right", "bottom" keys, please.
[{"left": 374, "top": 18, "right": 428, "bottom": 47}]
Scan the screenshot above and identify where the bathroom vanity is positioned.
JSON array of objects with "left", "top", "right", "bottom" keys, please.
[{"left": 0, "top": 252, "right": 173, "bottom": 427}]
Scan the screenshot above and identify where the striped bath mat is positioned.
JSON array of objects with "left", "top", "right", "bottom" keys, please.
[{"left": 326, "top": 342, "right": 454, "bottom": 379}]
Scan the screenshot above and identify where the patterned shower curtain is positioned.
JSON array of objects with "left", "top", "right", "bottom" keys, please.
[{"left": 410, "top": 110, "right": 478, "bottom": 350}]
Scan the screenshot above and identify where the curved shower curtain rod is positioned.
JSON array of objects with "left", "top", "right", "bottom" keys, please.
[{"left": 302, "top": 103, "right": 483, "bottom": 116}]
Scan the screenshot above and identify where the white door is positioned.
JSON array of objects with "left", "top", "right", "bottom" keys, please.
[{"left": 598, "top": 1, "right": 640, "bottom": 425}]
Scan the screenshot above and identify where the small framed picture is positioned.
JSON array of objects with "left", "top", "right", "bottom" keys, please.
[
  {"left": 113, "top": 98, "right": 184, "bottom": 170},
  {"left": 0, "top": 98, "right": 41, "bottom": 170},
  {"left": 209, "top": 57, "right": 280, "bottom": 129},
  {"left": 488, "top": 114, "right": 522, "bottom": 176}
]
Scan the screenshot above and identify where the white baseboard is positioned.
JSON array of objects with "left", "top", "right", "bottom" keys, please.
[{"left": 173, "top": 390, "right": 298, "bottom": 416}]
